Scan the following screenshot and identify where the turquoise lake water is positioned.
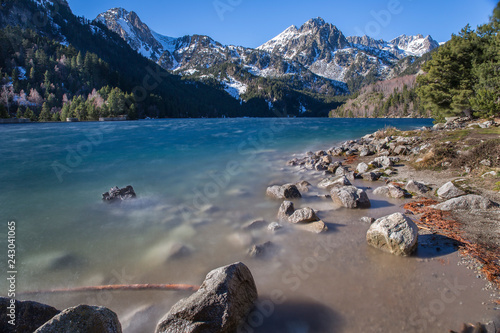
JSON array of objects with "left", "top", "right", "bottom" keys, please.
[{"left": 0, "top": 118, "right": 496, "bottom": 332}]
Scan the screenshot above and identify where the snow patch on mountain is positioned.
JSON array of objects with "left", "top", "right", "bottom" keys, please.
[{"left": 223, "top": 77, "right": 247, "bottom": 99}]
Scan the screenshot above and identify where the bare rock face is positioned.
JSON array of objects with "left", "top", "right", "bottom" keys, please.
[
  {"left": 35, "top": 305, "right": 122, "bottom": 333},
  {"left": 437, "top": 182, "right": 466, "bottom": 200},
  {"left": 0, "top": 298, "right": 60, "bottom": 333},
  {"left": 102, "top": 185, "right": 136, "bottom": 202},
  {"left": 366, "top": 213, "right": 418, "bottom": 256},
  {"left": 266, "top": 184, "right": 302, "bottom": 200},
  {"left": 155, "top": 262, "right": 257, "bottom": 333},
  {"left": 288, "top": 207, "right": 319, "bottom": 224},
  {"left": 433, "top": 195, "right": 499, "bottom": 211},
  {"left": 330, "top": 186, "right": 371, "bottom": 208},
  {"left": 277, "top": 201, "right": 295, "bottom": 221}
]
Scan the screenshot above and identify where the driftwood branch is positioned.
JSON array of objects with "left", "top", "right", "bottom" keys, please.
[{"left": 19, "top": 284, "right": 199, "bottom": 296}]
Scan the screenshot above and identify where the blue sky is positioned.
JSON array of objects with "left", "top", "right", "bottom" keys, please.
[{"left": 68, "top": 0, "right": 498, "bottom": 47}]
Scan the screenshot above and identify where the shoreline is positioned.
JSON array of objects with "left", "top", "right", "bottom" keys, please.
[{"left": 281, "top": 116, "right": 500, "bottom": 330}]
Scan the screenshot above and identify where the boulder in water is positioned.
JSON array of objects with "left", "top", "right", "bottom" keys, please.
[{"left": 102, "top": 185, "right": 136, "bottom": 202}]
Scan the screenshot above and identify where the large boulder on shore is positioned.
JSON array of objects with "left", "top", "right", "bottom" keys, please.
[
  {"left": 102, "top": 185, "right": 136, "bottom": 202},
  {"left": 366, "top": 212, "right": 418, "bottom": 256},
  {"left": 266, "top": 184, "right": 301, "bottom": 200},
  {"left": 35, "top": 305, "right": 122, "bottom": 333},
  {"left": 330, "top": 186, "right": 371, "bottom": 209},
  {"left": 155, "top": 262, "right": 257, "bottom": 333},
  {"left": 288, "top": 207, "right": 319, "bottom": 224},
  {"left": 433, "top": 194, "right": 499, "bottom": 211},
  {"left": 0, "top": 298, "right": 60, "bottom": 333},
  {"left": 437, "top": 182, "right": 466, "bottom": 200}
]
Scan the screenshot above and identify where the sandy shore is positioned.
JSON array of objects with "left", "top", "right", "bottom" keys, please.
[{"left": 284, "top": 118, "right": 500, "bottom": 331}]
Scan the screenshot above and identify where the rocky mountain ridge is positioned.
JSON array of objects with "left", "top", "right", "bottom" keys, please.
[{"left": 96, "top": 10, "right": 439, "bottom": 97}]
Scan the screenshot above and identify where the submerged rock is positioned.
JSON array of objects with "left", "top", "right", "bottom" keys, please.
[
  {"left": 295, "top": 180, "right": 311, "bottom": 193},
  {"left": 433, "top": 194, "right": 499, "bottom": 211},
  {"left": 0, "top": 298, "right": 60, "bottom": 333},
  {"left": 437, "top": 182, "right": 466, "bottom": 200},
  {"left": 241, "top": 219, "right": 268, "bottom": 231},
  {"left": 266, "top": 184, "right": 302, "bottom": 200},
  {"left": 330, "top": 186, "right": 371, "bottom": 208},
  {"left": 268, "top": 222, "right": 283, "bottom": 232},
  {"left": 35, "top": 305, "right": 122, "bottom": 333},
  {"left": 366, "top": 212, "right": 418, "bottom": 256},
  {"left": 248, "top": 241, "right": 278, "bottom": 258},
  {"left": 165, "top": 243, "right": 193, "bottom": 261},
  {"left": 102, "top": 185, "right": 136, "bottom": 202},
  {"left": 288, "top": 207, "right": 319, "bottom": 224},
  {"left": 155, "top": 262, "right": 257, "bottom": 333},
  {"left": 295, "top": 220, "right": 328, "bottom": 234}
]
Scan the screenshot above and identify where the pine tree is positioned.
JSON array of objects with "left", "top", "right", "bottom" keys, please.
[
  {"left": 51, "top": 109, "right": 61, "bottom": 121},
  {"left": 0, "top": 104, "right": 8, "bottom": 118},
  {"left": 39, "top": 102, "right": 51, "bottom": 121},
  {"left": 24, "top": 107, "right": 36, "bottom": 121},
  {"left": 417, "top": 25, "right": 479, "bottom": 121},
  {"left": 29, "top": 67, "right": 35, "bottom": 81},
  {"left": 16, "top": 108, "right": 24, "bottom": 119}
]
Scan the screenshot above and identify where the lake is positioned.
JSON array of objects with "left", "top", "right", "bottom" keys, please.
[{"left": 0, "top": 118, "right": 495, "bottom": 332}]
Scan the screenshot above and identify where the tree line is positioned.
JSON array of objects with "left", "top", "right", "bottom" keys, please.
[{"left": 417, "top": 2, "right": 500, "bottom": 121}]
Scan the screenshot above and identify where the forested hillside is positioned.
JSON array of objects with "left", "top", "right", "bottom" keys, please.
[
  {"left": 330, "top": 75, "right": 429, "bottom": 118},
  {"left": 330, "top": 52, "right": 434, "bottom": 118},
  {"left": 0, "top": 0, "right": 340, "bottom": 120}
]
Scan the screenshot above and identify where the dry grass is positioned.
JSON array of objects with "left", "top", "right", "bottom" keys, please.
[{"left": 452, "top": 138, "right": 500, "bottom": 168}]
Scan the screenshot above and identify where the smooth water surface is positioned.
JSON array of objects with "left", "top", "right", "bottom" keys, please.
[{"left": 0, "top": 118, "right": 496, "bottom": 332}]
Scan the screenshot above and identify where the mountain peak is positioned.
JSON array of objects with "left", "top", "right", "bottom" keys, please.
[{"left": 304, "top": 17, "right": 326, "bottom": 27}]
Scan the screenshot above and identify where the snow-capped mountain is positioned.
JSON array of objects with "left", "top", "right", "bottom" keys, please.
[
  {"left": 96, "top": 10, "right": 438, "bottom": 96},
  {"left": 95, "top": 9, "right": 349, "bottom": 96},
  {"left": 259, "top": 18, "right": 439, "bottom": 82},
  {"left": 96, "top": 8, "right": 168, "bottom": 61},
  {"left": 389, "top": 34, "right": 440, "bottom": 57}
]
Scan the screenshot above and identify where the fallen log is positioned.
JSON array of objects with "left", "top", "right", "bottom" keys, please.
[{"left": 19, "top": 284, "right": 199, "bottom": 296}]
